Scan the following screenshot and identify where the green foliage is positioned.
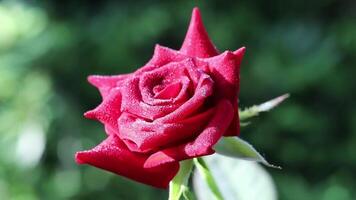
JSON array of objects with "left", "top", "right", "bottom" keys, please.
[
  {"left": 193, "top": 158, "right": 223, "bottom": 200},
  {"left": 169, "top": 160, "right": 194, "bottom": 200},
  {"left": 0, "top": 0, "right": 355, "bottom": 199},
  {"left": 215, "top": 136, "right": 280, "bottom": 169},
  {"left": 193, "top": 155, "right": 278, "bottom": 200}
]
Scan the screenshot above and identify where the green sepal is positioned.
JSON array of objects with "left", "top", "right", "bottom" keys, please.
[
  {"left": 239, "top": 94, "right": 289, "bottom": 121},
  {"left": 169, "top": 159, "right": 194, "bottom": 200},
  {"left": 214, "top": 136, "right": 281, "bottom": 169}
]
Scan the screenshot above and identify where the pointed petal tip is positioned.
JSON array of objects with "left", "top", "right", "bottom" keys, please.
[
  {"left": 75, "top": 151, "right": 87, "bottom": 164},
  {"left": 87, "top": 75, "right": 108, "bottom": 89},
  {"left": 153, "top": 44, "right": 165, "bottom": 53},
  {"left": 182, "top": 8, "right": 245, "bottom": 58},
  {"left": 87, "top": 75, "right": 99, "bottom": 85},
  {"left": 191, "top": 7, "right": 202, "bottom": 20},
  {"left": 152, "top": 44, "right": 180, "bottom": 56},
  {"left": 233, "top": 46, "right": 246, "bottom": 56},
  {"left": 84, "top": 110, "right": 97, "bottom": 119},
  {"left": 180, "top": 7, "right": 218, "bottom": 58},
  {"left": 192, "top": 6, "right": 200, "bottom": 12},
  {"left": 154, "top": 43, "right": 161, "bottom": 49}
]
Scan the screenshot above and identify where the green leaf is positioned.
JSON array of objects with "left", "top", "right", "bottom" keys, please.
[
  {"left": 193, "top": 155, "right": 278, "bottom": 200},
  {"left": 169, "top": 159, "right": 194, "bottom": 200},
  {"left": 181, "top": 185, "right": 196, "bottom": 200},
  {"left": 239, "top": 93, "right": 289, "bottom": 121},
  {"left": 214, "top": 137, "right": 280, "bottom": 169},
  {"left": 193, "top": 158, "right": 223, "bottom": 200}
]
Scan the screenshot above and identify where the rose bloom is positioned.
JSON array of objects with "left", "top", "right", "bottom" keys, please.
[{"left": 75, "top": 7, "right": 245, "bottom": 188}]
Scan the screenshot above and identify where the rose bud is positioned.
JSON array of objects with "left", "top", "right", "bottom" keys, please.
[{"left": 75, "top": 7, "right": 245, "bottom": 188}]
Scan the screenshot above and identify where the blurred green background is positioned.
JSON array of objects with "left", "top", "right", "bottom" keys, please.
[{"left": 0, "top": 0, "right": 355, "bottom": 199}]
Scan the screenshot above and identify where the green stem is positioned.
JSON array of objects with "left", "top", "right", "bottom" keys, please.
[{"left": 168, "top": 160, "right": 194, "bottom": 200}]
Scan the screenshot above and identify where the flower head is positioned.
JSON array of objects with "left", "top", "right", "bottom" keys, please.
[{"left": 75, "top": 7, "right": 245, "bottom": 188}]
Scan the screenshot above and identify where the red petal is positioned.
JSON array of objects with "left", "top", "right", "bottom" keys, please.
[
  {"left": 84, "top": 88, "right": 122, "bottom": 135},
  {"left": 139, "top": 59, "right": 195, "bottom": 106},
  {"left": 180, "top": 7, "right": 218, "bottom": 58},
  {"left": 226, "top": 47, "right": 245, "bottom": 136},
  {"left": 203, "top": 51, "right": 243, "bottom": 98},
  {"left": 121, "top": 77, "right": 181, "bottom": 120},
  {"left": 88, "top": 75, "right": 129, "bottom": 98},
  {"left": 154, "top": 81, "right": 182, "bottom": 99},
  {"left": 75, "top": 135, "right": 179, "bottom": 188},
  {"left": 157, "top": 74, "right": 214, "bottom": 123},
  {"left": 233, "top": 46, "right": 246, "bottom": 63},
  {"left": 137, "top": 45, "right": 187, "bottom": 74},
  {"left": 118, "top": 108, "right": 214, "bottom": 153},
  {"left": 144, "top": 99, "right": 234, "bottom": 168},
  {"left": 121, "top": 59, "right": 211, "bottom": 121},
  {"left": 203, "top": 49, "right": 245, "bottom": 136}
]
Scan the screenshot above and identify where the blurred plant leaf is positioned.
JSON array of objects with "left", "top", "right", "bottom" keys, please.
[
  {"left": 239, "top": 94, "right": 289, "bottom": 121},
  {"left": 214, "top": 137, "right": 280, "bottom": 169},
  {"left": 169, "top": 160, "right": 194, "bottom": 200},
  {"left": 240, "top": 122, "right": 251, "bottom": 127},
  {"left": 193, "top": 158, "right": 223, "bottom": 200},
  {"left": 181, "top": 185, "right": 196, "bottom": 200},
  {"left": 193, "top": 155, "right": 278, "bottom": 200}
]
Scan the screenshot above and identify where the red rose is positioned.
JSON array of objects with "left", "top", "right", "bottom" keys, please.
[{"left": 75, "top": 7, "right": 245, "bottom": 188}]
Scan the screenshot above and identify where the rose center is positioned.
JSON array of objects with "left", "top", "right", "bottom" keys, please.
[{"left": 153, "top": 82, "right": 182, "bottom": 99}]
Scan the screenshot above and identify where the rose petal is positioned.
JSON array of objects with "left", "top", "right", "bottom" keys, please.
[
  {"left": 137, "top": 45, "right": 187, "bottom": 74},
  {"left": 144, "top": 99, "right": 234, "bottom": 168},
  {"left": 157, "top": 73, "right": 214, "bottom": 123},
  {"left": 204, "top": 51, "right": 239, "bottom": 99},
  {"left": 233, "top": 46, "right": 246, "bottom": 63},
  {"left": 224, "top": 47, "right": 245, "bottom": 136},
  {"left": 121, "top": 77, "right": 181, "bottom": 120},
  {"left": 84, "top": 88, "right": 122, "bottom": 135},
  {"left": 154, "top": 81, "right": 182, "bottom": 99},
  {"left": 118, "top": 108, "right": 214, "bottom": 153},
  {"left": 122, "top": 59, "right": 213, "bottom": 120},
  {"left": 88, "top": 74, "right": 129, "bottom": 98},
  {"left": 180, "top": 7, "right": 218, "bottom": 58},
  {"left": 139, "top": 59, "right": 195, "bottom": 106},
  {"left": 202, "top": 48, "right": 245, "bottom": 136},
  {"left": 75, "top": 135, "right": 179, "bottom": 188}
]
